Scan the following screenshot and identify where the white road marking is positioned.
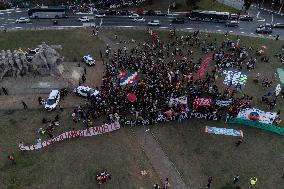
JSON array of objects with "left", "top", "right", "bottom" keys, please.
[
  {"left": 159, "top": 26, "right": 168, "bottom": 29},
  {"left": 241, "top": 31, "right": 245, "bottom": 34},
  {"left": 217, "top": 29, "right": 222, "bottom": 32},
  {"left": 116, "top": 25, "right": 135, "bottom": 28},
  {"left": 239, "top": 28, "right": 243, "bottom": 30},
  {"left": 250, "top": 33, "right": 254, "bottom": 35},
  {"left": 215, "top": 26, "right": 220, "bottom": 28},
  {"left": 0, "top": 13, "right": 4, "bottom": 15},
  {"left": 7, "top": 19, "right": 14, "bottom": 21},
  {"left": 14, "top": 27, "right": 23, "bottom": 29},
  {"left": 15, "top": 11, "right": 22, "bottom": 13},
  {"left": 229, "top": 31, "right": 233, "bottom": 33},
  {"left": 186, "top": 28, "right": 193, "bottom": 30}
]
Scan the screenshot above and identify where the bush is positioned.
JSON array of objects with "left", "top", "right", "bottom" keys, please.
[{"left": 0, "top": 2, "right": 11, "bottom": 10}]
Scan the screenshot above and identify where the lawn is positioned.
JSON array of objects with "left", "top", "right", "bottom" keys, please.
[
  {"left": 1, "top": 28, "right": 284, "bottom": 189},
  {"left": 130, "top": 0, "right": 241, "bottom": 13},
  {"left": 0, "top": 109, "right": 158, "bottom": 189},
  {"left": 0, "top": 29, "right": 105, "bottom": 62}
]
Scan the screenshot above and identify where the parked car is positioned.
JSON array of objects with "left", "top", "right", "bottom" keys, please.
[
  {"left": 16, "top": 17, "right": 31, "bottom": 23},
  {"left": 44, "top": 90, "right": 60, "bottom": 111},
  {"left": 95, "top": 13, "right": 106, "bottom": 18},
  {"left": 83, "top": 55, "right": 95, "bottom": 66},
  {"left": 133, "top": 17, "right": 146, "bottom": 22},
  {"left": 172, "top": 18, "right": 185, "bottom": 24},
  {"left": 225, "top": 20, "right": 239, "bottom": 27},
  {"left": 239, "top": 15, "right": 253, "bottom": 21},
  {"left": 105, "top": 9, "right": 117, "bottom": 15},
  {"left": 256, "top": 25, "right": 273, "bottom": 34},
  {"left": 147, "top": 20, "right": 161, "bottom": 26},
  {"left": 78, "top": 16, "right": 89, "bottom": 22},
  {"left": 74, "top": 86, "right": 100, "bottom": 98},
  {"left": 128, "top": 13, "right": 139, "bottom": 19},
  {"left": 273, "top": 23, "right": 284, "bottom": 28}
]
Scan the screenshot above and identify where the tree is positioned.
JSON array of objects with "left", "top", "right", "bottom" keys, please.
[{"left": 243, "top": 0, "right": 253, "bottom": 11}]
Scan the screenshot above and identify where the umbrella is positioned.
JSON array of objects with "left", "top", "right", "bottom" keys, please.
[{"left": 127, "top": 93, "right": 137, "bottom": 102}]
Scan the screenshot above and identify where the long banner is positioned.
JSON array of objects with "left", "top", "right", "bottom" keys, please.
[
  {"left": 195, "top": 55, "right": 213, "bottom": 80},
  {"left": 205, "top": 126, "right": 243, "bottom": 137},
  {"left": 227, "top": 118, "right": 284, "bottom": 135},
  {"left": 122, "top": 111, "right": 218, "bottom": 126},
  {"left": 19, "top": 122, "right": 121, "bottom": 151},
  {"left": 237, "top": 108, "right": 277, "bottom": 124}
]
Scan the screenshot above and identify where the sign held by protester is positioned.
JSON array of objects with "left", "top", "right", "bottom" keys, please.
[{"left": 168, "top": 96, "right": 187, "bottom": 107}]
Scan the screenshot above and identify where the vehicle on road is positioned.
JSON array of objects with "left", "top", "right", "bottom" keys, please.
[
  {"left": 128, "top": 13, "right": 139, "bottom": 19},
  {"left": 95, "top": 13, "right": 106, "bottom": 18},
  {"left": 155, "top": 11, "right": 168, "bottom": 16},
  {"left": 105, "top": 9, "right": 117, "bottom": 15},
  {"left": 145, "top": 10, "right": 156, "bottom": 16},
  {"left": 256, "top": 17, "right": 265, "bottom": 22},
  {"left": 74, "top": 86, "right": 100, "bottom": 98},
  {"left": 273, "top": 23, "right": 284, "bottom": 28},
  {"left": 147, "top": 20, "right": 161, "bottom": 26},
  {"left": 229, "top": 14, "right": 239, "bottom": 20},
  {"left": 133, "top": 17, "right": 146, "bottom": 22},
  {"left": 188, "top": 10, "right": 229, "bottom": 23},
  {"left": 256, "top": 25, "right": 273, "bottom": 34},
  {"left": 83, "top": 55, "right": 95, "bottom": 66},
  {"left": 225, "top": 20, "right": 239, "bottom": 27},
  {"left": 28, "top": 6, "right": 67, "bottom": 19},
  {"left": 172, "top": 18, "right": 185, "bottom": 24},
  {"left": 16, "top": 17, "right": 31, "bottom": 23},
  {"left": 239, "top": 15, "right": 253, "bottom": 21},
  {"left": 78, "top": 16, "right": 90, "bottom": 22},
  {"left": 44, "top": 90, "right": 60, "bottom": 111}
]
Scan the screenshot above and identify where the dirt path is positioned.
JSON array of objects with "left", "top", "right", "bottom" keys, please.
[{"left": 134, "top": 127, "right": 189, "bottom": 189}]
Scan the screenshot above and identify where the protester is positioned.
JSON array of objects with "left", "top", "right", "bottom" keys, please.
[
  {"left": 163, "top": 178, "right": 170, "bottom": 189},
  {"left": 233, "top": 175, "right": 240, "bottom": 184},
  {"left": 206, "top": 176, "right": 213, "bottom": 189},
  {"left": 21, "top": 101, "right": 28, "bottom": 109},
  {"left": 7, "top": 155, "right": 16, "bottom": 165}
]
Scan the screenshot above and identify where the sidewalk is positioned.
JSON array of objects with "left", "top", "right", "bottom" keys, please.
[{"left": 135, "top": 127, "right": 189, "bottom": 189}]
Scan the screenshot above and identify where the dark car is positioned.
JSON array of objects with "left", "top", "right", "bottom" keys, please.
[
  {"left": 145, "top": 10, "right": 156, "bottom": 16},
  {"left": 225, "top": 20, "right": 239, "bottom": 27},
  {"left": 239, "top": 15, "right": 253, "bottom": 21},
  {"left": 119, "top": 10, "right": 130, "bottom": 15},
  {"left": 273, "top": 23, "right": 284, "bottom": 28},
  {"left": 256, "top": 25, "right": 272, "bottom": 34},
  {"left": 172, "top": 18, "right": 185, "bottom": 24}
]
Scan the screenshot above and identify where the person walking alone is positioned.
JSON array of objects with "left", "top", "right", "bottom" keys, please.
[
  {"left": 233, "top": 175, "right": 240, "bottom": 184},
  {"left": 163, "top": 178, "right": 170, "bottom": 189},
  {"left": 8, "top": 155, "right": 16, "bottom": 165}
]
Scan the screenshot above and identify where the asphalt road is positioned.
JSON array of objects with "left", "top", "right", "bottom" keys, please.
[{"left": 1, "top": 8, "right": 284, "bottom": 39}]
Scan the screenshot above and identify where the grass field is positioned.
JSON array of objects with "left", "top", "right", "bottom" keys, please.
[
  {"left": 0, "top": 29, "right": 105, "bottom": 62},
  {"left": 1, "top": 29, "right": 284, "bottom": 189},
  {"left": 131, "top": 0, "right": 241, "bottom": 13},
  {"left": 0, "top": 109, "right": 158, "bottom": 189}
]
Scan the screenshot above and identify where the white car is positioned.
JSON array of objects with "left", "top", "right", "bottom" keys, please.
[
  {"left": 78, "top": 16, "right": 90, "bottom": 22},
  {"left": 16, "top": 17, "right": 31, "bottom": 23},
  {"left": 129, "top": 13, "right": 139, "bottom": 19},
  {"left": 83, "top": 55, "right": 95, "bottom": 66},
  {"left": 74, "top": 86, "right": 100, "bottom": 98},
  {"left": 133, "top": 17, "right": 146, "bottom": 22},
  {"left": 95, "top": 13, "right": 106, "bottom": 18},
  {"left": 148, "top": 20, "right": 161, "bottom": 26},
  {"left": 44, "top": 90, "right": 60, "bottom": 111}
]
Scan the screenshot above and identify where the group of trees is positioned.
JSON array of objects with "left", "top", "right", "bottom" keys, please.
[{"left": 0, "top": 2, "right": 11, "bottom": 10}]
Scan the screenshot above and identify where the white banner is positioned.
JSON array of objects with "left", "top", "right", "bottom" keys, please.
[
  {"left": 168, "top": 96, "right": 187, "bottom": 107},
  {"left": 275, "top": 84, "right": 281, "bottom": 96},
  {"left": 223, "top": 70, "right": 247, "bottom": 86},
  {"left": 237, "top": 108, "right": 277, "bottom": 124},
  {"left": 215, "top": 100, "right": 233, "bottom": 107},
  {"left": 19, "top": 122, "right": 120, "bottom": 151}
]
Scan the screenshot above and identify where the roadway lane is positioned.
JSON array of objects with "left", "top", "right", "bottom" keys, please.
[{"left": 1, "top": 9, "right": 284, "bottom": 39}]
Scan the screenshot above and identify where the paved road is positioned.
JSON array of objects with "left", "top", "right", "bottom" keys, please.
[{"left": 1, "top": 8, "right": 284, "bottom": 39}]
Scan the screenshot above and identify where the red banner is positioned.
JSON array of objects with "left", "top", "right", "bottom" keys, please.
[{"left": 195, "top": 55, "right": 213, "bottom": 80}]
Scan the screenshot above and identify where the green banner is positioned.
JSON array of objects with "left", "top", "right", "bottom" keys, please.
[
  {"left": 277, "top": 68, "right": 284, "bottom": 84},
  {"left": 227, "top": 118, "right": 284, "bottom": 135}
]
